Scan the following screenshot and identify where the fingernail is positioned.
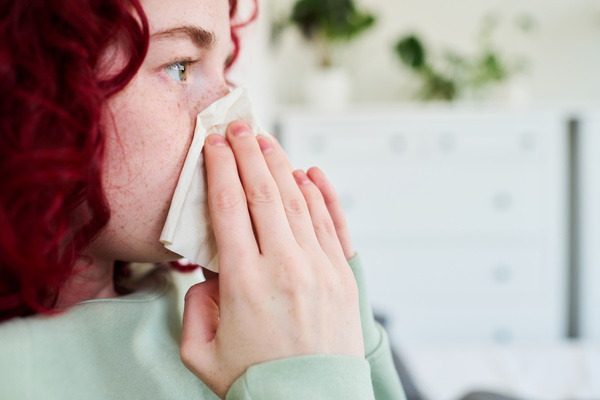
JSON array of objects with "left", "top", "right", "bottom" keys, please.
[
  {"left": 231, "top": 121, "right": 251, "bottom": 137},
  {"left": 207, "top": 134, "right": 228, "bottom": 147},
  {"left": 257, "top": 135, "right": 273, "bottom": 153},
  {"left": 257, "top": 131, "right": 276, "bottom": 143},
  {"left": 293, "top": 169, "right": 310, "bottom": 185}
]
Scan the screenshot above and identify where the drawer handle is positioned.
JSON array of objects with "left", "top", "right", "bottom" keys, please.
[
  {"left": 520, "top": 132, "right": 536, "bottom": 151},
  {"left": 390, "top": 134, "right": 407, "bottom": 154},
  {"left": 493, "top": 265, "right": 511, "bottom": 284},
  {"left": 492, "top": 192, "right": 512, "bottom": 211},
  {"left": 493, "top": 328, "right": 512, "bottom": 343},
  {"left": 439, "top": 133, "right": 456, "bottom": 152}
]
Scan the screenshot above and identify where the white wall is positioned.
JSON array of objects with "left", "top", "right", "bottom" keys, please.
[
  {"left": 234, "top": 0, "right": 600, "bottom": 342},
  {"left": 268, "top": 0, "right": 600, "bottom": 106},
  {"left": 227, "top": 0, "right": 276, "bottom": 131}
]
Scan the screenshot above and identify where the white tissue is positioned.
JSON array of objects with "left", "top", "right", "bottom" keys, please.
[{"left": 159, "top": 86, "right": 268, "bottom": 272}]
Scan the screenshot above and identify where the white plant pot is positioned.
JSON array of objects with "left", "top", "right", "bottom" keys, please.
[
  {"left": 305, "top": 68, "right": 351, "bottom": 111},
  {"left": 503, "top": 76, "right": 532, "bottom": 107}
]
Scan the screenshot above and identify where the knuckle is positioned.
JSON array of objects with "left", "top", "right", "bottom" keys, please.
[
  {"left": 211, "top": 188, "right": 244, "bottom": 212},
  {"left": 313, "top": 219, "right": 338, "bottom": 238},
  {"left": 180, "top": 331, "right": 200, "bottom": 369},
  {"left": 246, "top": 182, "right": 278, "bottom": 205},
  {"left": 179, "top": 344, "right": 206, "bottom": 379},
  {"left": 183, "top": 283, "right": 202, "bottom": 303},
  {"left": 179, "top": 339, "right": 193, "bottom": 364},
  {"left": 283, "top": 195, "right": 306, "bottom": 217}
]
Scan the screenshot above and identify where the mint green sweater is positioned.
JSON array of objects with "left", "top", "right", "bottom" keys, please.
[{"left": 0, "top": 256, "right": 405, "bottom": 399}]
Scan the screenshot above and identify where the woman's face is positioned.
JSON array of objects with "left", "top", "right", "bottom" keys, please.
[{"left": 90, "top": 0, "right": 232, "bottom": 263}]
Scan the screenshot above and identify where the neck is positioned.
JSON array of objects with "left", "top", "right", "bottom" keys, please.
[{"left": 56, "top": 257, "right": 118, "bottom": 308}]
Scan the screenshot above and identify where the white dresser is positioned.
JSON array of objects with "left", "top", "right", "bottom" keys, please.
[{"left": 277, "top": 107, "right": 569, "bottom": 345}]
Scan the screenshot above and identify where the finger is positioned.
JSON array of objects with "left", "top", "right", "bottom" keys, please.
[
  {"left": 225, "top": 121, "right": 294, "bottom": 252},
  {"left": 180, "top": 279, "right": 220, "bottom": 381},
  {"left": 257, "top": 135, "right": 320, "bottom": 250},
  {"left": 181, "top": 278, "right": 220, "bottom": 349},
  {"left": 204, "top": 133, "right": 259, "bottom": 267},
  {"left": 293, "top": 169, "right": 346, "bottom": 264},
  {"left": 307, "top": 167, "right": 356, "bottom": 260}
]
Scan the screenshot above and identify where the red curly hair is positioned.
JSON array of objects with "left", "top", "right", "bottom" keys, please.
[{"left": 0, "top": 0, "right": 257, "bottom": 321}]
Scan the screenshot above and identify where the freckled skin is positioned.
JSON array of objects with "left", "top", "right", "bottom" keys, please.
[{"left": 87, "top": 0, "right": 231, "bottom": 264}]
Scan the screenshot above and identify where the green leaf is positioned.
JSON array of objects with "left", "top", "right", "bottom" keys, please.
[
  {"left": 395, "top": 35, "right": 426, "bottom": 69},
  {"left": 290, "top": 0, "right": 376, "bottom": 42}
]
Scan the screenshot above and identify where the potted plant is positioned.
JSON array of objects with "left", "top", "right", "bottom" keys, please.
[
  {"left": 274, "top": 0, "right": 376, "bottom": 109},
  {"left": 394, "top": 13, "right": 534, "bottom": 104}
]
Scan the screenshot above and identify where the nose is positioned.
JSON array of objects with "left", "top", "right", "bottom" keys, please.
[
  {"left": 189, "top": 80, "right": 231, "bottom": 120},
  {"left": 203, "top": 81, "right": 230, "bottom": 110},
  {"left": 208, "top": 81, "right": 231, "bottom": 104}
]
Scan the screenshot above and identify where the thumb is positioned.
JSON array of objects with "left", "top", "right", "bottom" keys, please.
[{"left": 180, "top": 279, "right": 220, "bottom": 365}]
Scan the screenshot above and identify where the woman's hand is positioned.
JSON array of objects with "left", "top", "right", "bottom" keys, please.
[{"left": 180, "top": 121, "right": 364, "bottom": 399}]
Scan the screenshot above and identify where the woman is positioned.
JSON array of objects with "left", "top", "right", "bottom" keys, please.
[{"left": 0, "top": 0, "right": 404, "bottom": 398}]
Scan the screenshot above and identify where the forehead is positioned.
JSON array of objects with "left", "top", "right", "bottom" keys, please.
[{"left": 141, "top": 0, "right": 230, "bottom": 38}]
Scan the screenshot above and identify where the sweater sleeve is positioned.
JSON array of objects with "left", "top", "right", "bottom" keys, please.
[
  {"left": 226, "top": 355, "right": 375, "bottom": 400},
  {"left": 348, "top": 254, "right": 407, "bottom": 400}
]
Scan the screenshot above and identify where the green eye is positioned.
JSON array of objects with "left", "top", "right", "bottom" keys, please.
[{"left": 165, "top": 61, "right": 189, "bottom": 82}]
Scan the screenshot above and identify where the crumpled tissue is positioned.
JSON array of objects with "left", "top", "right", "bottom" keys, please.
[{"left": 159, "top": 86, "right": 268, "bottom": 272}]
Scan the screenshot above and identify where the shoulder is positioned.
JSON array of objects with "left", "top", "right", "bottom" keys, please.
[{"left": 0, "top": 268, "right": 178, "bottom": 400}]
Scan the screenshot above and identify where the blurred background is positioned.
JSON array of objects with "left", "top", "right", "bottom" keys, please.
[{"left": 229, "top": 0, "right": 600, "bottom": 398}]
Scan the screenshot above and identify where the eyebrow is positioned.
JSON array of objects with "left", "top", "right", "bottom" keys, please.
[{"left": 151, "top": 26, "right": 217, "bottom": 49}]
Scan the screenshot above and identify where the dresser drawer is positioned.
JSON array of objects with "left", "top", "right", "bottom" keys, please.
[
  {"left": 358, "top": 241, "right": 545, "bottom": 299},
  {"left": 356, "top": 240, "right": 565, "bottom": 342},
  {"left": 321, "top": 164, "right": 546, "bottom": 236},
  {"left": 387, "top": 310, "right": 563, "bottom": 343},
  {"left": 282, "top": 115, "right": 558, "bottom": 168}
]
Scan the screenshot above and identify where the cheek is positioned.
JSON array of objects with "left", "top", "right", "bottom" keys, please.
[
  {"left": 100, "top": 86, "right": 195, "bottom": 250},
  {"left": 106, "top": 100, "right": 192, "bottom": 195}
]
